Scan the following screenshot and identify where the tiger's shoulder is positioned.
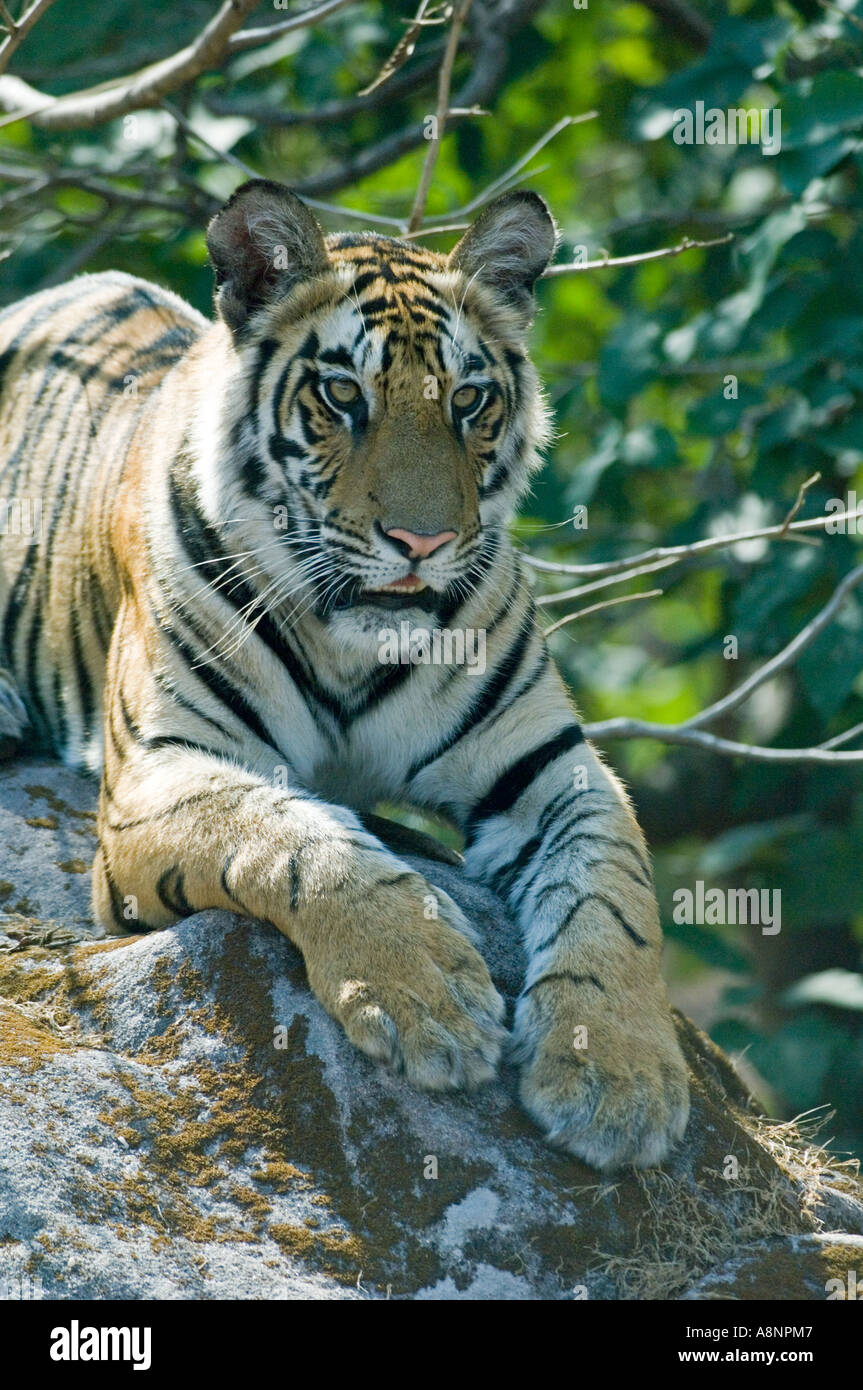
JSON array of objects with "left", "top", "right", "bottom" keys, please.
[{"left": 0, "top": 270, "right": 209, "bottom": 382}]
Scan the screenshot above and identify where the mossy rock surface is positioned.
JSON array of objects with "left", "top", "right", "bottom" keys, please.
[{"left": 1, "top": 760, "right": 862, "bottom": 1301}]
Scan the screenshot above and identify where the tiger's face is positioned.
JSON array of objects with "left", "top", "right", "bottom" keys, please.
[{"left": 201, "top": 181, "right": 557, "bottom": 645}]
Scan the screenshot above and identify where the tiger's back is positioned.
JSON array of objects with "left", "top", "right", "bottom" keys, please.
[{"left": 0, "top": 272, "right": 207, "bottom": 765}]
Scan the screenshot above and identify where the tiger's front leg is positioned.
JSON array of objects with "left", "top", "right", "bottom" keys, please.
[
  {"left": 463, "top": 726, "right": 689, "bottom": 1170},
  {"left": 94, "top": 743, "right": 505, "bottom": 1091}
]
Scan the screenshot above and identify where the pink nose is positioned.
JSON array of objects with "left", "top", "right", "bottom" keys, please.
[{"left": 386, "top": 527, "right": 457, "bottom": 559}]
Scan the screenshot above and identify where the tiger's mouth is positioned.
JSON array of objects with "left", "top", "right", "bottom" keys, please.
[
  {"left": 365, "top": 575, "right": 428, "bottom": 597},
  {"left": 328, "top": 574, "right": 446, "bottom": 614}
]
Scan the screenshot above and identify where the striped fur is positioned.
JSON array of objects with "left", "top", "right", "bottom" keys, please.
[{"left": 0, "top": 183, "right": 688, "bottom": 1168}]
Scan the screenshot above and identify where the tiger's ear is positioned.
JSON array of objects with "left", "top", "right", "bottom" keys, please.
[
  {"left": 206, "top": 180, "right": 329, "bottom": 334},
  {"left": 448, "top": 190, "right": 558, "bottom": 325}
]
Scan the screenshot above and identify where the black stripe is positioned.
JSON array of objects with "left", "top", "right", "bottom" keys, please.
[
  {"left": 156, "top": 864, "right": 195, "bottom": 917},
  {"left": 523, "top": 971, "right": 605, "bottom": 996},
  {"left": 164, "top": 622, "right": 273, "bottom": 747},
  {"left": 534, "top": 893, "right": 648, "bottom": 954},
  {"left": 406, "top": 573, "right": 531, "bottom": 781},
  {"left": 465, "top": 725, "right": 584, "bottom": 840}
]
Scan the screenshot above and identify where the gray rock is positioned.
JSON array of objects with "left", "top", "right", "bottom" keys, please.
[{"left": 1, "top": 758, "right": 862, "bottom": 1301}]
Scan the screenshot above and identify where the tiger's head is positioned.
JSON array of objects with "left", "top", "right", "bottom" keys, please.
[{"left": 197, "top": 179, "right": 557, "bottom": 645}]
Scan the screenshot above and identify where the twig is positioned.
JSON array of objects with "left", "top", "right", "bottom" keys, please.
[
  {"left": 684, "top": 563, "right": 863, "bottom": 730},
  {"left": 524, "top": 508, "right": 863, "bottom": 589},
  {"left": 581, "top": 723, "right": 863, "bottom": 764},
  {"left": 543, "top": 233, "right": 733, "bottom": 278},
  {"left": 441, "top": 112, "right": 597, "bottom": 222},
  {"left": 535, "top": 555, "right": 682, "bottom": 608},
  {"left": 583, "top": 564, "right": 863, "bottom": 763},
  {"left": 0, "top": 0, "right": 260, "bottom": 130},
  {"left": 778, "top": 471, "right": 821, "bottom": 538},
  {"left": 160, "top": 98, "right": 257, "bottom": 179},
  {"left": 159, "top": 100, "right": 408, "bottom": 231},
  {"left": 820, "top": 720, "right": 863, "bottom": 751},
  {"left": 226, "top": 0, "right": 357, "bottom": 54},
  {"left": 292, "top": 0, "right": 548, "bottom": 199},
  {"left": 544, "top": 588, "right": 663, "bottom": 637},
  {"left": 0, "top": 168, "right": 191, "bottom": 216},
  {"left": 0, "top": 0, "right": 58, "bottom": 79},
  {"left": 407, "top": 0, "right": 473, "bottom": 233},
  {"left": 359, "top": 0, "right": 436, "bottom": 96},
  {"left": 815, "top": 0, "right": 863, "bottom": 34},
  {"left": 203, "top": 48, "right": 444, "bottom": 128}
]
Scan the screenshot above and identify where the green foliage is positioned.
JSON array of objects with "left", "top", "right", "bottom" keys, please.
[{"left": 2, "top": 0, "right": 863, "bottom": 1154}]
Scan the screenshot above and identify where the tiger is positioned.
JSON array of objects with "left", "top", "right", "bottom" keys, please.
[{"left": 0, "top": 179, "right": 689, "bottom": 1170}]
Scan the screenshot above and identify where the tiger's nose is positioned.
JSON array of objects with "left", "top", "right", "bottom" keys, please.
[{"left": 385, "top": 527, "right": 457, "bottom": 559}]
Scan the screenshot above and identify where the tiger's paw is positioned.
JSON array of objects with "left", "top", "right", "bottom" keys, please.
[
  {"left": 305, "top": 877, "right": 506, "bottom": 1092},
  {"left": 511, "top": 995, "right": 690, "bottom": 1170}
]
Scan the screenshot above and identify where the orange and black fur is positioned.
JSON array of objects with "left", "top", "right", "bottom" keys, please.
[{"left": 0, "top": 182, "right": 689, "bottom": 1168}]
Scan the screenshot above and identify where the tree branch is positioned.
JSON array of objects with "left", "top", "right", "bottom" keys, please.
[
  {"left": 543, "top": 233, "right": 733, "bottom": 278},
  {"left": 202, "top": 47, "right": 444, "bottom": 129},
  {"left": 552, "top": 526, "right": 863, "bottom": 765},
  {"left": 408, "top": 0, "right": 473, "bottom": 233},
  {"left": 292, "top": 0, "right": 545, "bottom": 198},
  {"left": 226, "top": 0, "right": 357, "bottom": 54},
  {"left": 525, "top": 508, "right": 863, "bottom": 589},
  {"left": 544, "top": 587, "right": 663, "bottom": 637},
  {"left": 581, "top": 722, "right": 863, "bottom": 764},
  {"left": 0, "top": 0, "right": 58, "bottom": 80},
  {"left": 0, "top": 0, "right": 260, "bottom": 130}
]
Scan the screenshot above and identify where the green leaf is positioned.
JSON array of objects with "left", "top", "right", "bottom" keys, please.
[
  {"left": 780, "top": 70, "right": 863, "bottom": 151},
  {"left": 797, "top": 595, "right": 863, "bottom": 720},
  {"left": 663, "top": 920, "right": 750, "bottom": 972}
]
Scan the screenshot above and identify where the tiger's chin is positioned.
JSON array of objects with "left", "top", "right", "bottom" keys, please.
[{"left": 320, "top": 579, "right": 467, "bottom": 662}]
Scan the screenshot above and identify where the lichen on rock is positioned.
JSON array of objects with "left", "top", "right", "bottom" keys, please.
[{"left": 0, "top": 758, "right": 861, "bottom": 1301}]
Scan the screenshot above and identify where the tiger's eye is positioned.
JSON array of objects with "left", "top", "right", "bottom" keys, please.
[
  {"left": 453, "top": 384, "right": 481, "bottom": 411},
  {"left": 326, "top": 377, "right": 360, "bottom": 405}
]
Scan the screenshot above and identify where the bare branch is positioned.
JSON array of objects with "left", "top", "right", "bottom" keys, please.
[
  {"left": 583, "top": 564, "right": 863, "bottom": 764},
  {"left": 778, "top": 471, "right": 821, "bottom": 538},
  {"left": 821, "top": 720, "right": 863, "bottom": 751},
  {"left": 543, "top": 232, "right": 733, "bottom": 278},
  {"left": 0, "top": 0, "right": 58, "bottom": 80},
  {"left": 581, "top": 722, "right": 863, "bottom": 764},
  {"left": 359, "top": 0, "right": 437, "bottom": 96},
  {"left": 685, "top": 563, "right": 863, "bottom": 730},
  {"left": 525, "top": 508, "right": 863, "bottom": 588},
  {"left": 203, "top": 48, "right": 444, "bottom": 128},
  {"left": 0, "top": 0, "right": 260, "bottom": 131},
  {"left": 0, "top": 165, "right": 193, "bottom": 218},
  {"left": 293, "top": 0, "right": 547, "bottom": 199},
  {"left": 408, "top": 0, "right": 473, "bottom": 233},
  {"left": 816, "top": 0, "right": 863, "bottom": 34},
  {"left": 441, "top": 112, "right": 597, "bottom": 222},
  {"left": 544, "top": 588, "right": 663, "bottom": 637},
  {"left": 535, "top": 555, "right": 682, "bottom": 609},
  {"left": 159, "top": 99, "right": 412, "bottom": 232},
  {"left": 226, "top": 0, "right": 357, "bottom": 54}
]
